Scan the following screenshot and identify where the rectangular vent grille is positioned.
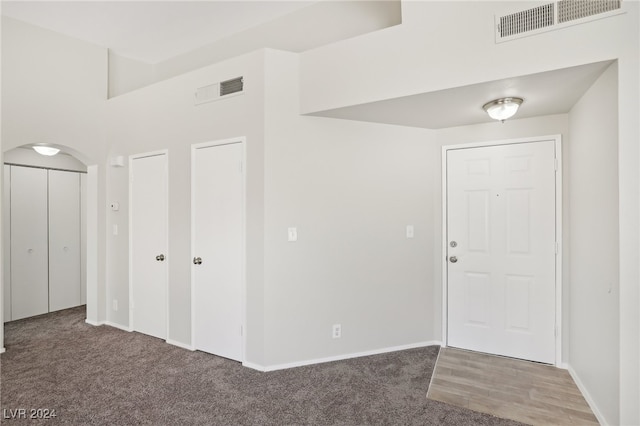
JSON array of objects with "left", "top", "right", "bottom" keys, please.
[
  {"left": 220, "top": 77, "right": 244, "bottom": 96},
  {"left": 194, "top": 76, "right": 244, "bottom": 105},
  {"left": 558, "top": 0, "right": 621, "bottom": 23},
  {"left": 497, "top": 0, "right": 624, "bottom": 42},
  {"left": 499, "top": 3, "right": 555, "bottom": 38}
]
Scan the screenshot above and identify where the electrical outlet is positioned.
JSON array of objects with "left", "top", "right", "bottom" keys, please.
[
  {"left": 332, "top": 324, "right": 341, "bottom": 339},
  {"left": 112, "top": 299, "right": 118, "bottom": 311}
]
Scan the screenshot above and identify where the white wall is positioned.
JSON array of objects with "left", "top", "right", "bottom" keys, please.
[
  {"left": 106, "top": 1, "right": 401, "bottom": 98},
  {"left": 1, "top": 17, "right": 107, "bottom": 159},
  {"left": 567, "top": 62, "right": 619, "bottom": 425},
  {"left": 261, "top": 50, "right": 435, "bottom": 367},
  {"left": 153, "top": 1, "right": 401, "bottom": 85},
  {"left": 301, "top": 2, "right": 639, "bottom": 422},
  {"left": 1, "top": 17, "right": 109, "bottom": 336},
  {"left": 105, "top": 50, "right": 266, "bottom": 357},
  {"left": 108, "top": 52, "right": 153, "bottom": 98}
]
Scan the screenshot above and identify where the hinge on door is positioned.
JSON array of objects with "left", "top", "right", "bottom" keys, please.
[
  {"left": 555, "top": 242, "right": 559, "bottom": 254},
  {"left": 554, "top": 325, "right": 558, "bottom": 337},
  {"left": 554, "top": 158, "right": 559, "bottom": 171},
  {"left": 239, "top": 161, "right": 243, "bottom": 173},
  {"left": 240, "top": 325, "right": 243, "bottom": 336}
]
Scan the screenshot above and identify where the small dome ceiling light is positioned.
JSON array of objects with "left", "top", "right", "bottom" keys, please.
[
  {"left": 483, "top": 97, "right": 524, "bottom": 122},
  {"left": 33, "top": 145, "right": 60, "bottom": 156}
]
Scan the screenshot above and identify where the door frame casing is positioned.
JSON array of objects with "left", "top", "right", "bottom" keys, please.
[
  {"left": 441, "top": 135, "right": 563, "bottom": 367},
  {"left": 128, "top": 149, "right": 169, "bottom": 338},
  {"left": 190, "top": 137, "right": 246, "bottom": 362}
]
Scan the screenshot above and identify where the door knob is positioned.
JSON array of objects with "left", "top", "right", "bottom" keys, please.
[
  {"left": 449, "top": 256, "right": 458, "bottom": 263},
  {"left": 156, "top": 254, "right": 165, "bottom": 261},
  {"left": 193, "top": 257, "right": 202, "bottom": 265}
]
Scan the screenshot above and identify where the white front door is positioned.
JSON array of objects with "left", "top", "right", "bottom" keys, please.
[
  {"left": 130, "top": 153, "right": 168, "bottom": 340},
  {"left": 446, "top": 140, "right": 557, "bottom": 364},
  {"left": 192, "top": 141, "right": 243, "bottom": 361}
]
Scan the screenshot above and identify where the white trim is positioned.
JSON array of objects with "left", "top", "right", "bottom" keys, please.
[
  {"left": 105, "top": 321, "right": 133, "bottom": 332},
  {"left": 441, "top": 135, "right": 563, "bottom": 366},
  {"left": 190, "top": 137, "right": 246, "bottom": 362},
  {"left": 166, "top": 339, "right": 196, "bottom": 351},
  {"left": 85, "top": 165, "right": 99, "bottom": 326},
  {"left": 128, "top": 150, "right": 169, "bottom": 339},
  {"left": 84, "top": 319, "right": 104, "bottom": 326},
  {"left": 567, "top": 364, "right": 609, "bottom": 425},
  {"left": 0, "top": 347, "right": 5, "bottom": 354},
  {"left": 553, "top": 138, "right": 563, "bottom": 367},
  {"left": 243, "top": 341, "right": 442, "bottom": 372}
]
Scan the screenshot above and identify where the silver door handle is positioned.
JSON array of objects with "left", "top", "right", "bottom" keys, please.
[
  {"left": 156, "top": 254, "right": 165, "bottom": 261},
  {"left": 193, "top": 257, "right": 202, "bottom": 265},
  {"left": 449, "top": 256, "right": 458, "bottom": 263}
]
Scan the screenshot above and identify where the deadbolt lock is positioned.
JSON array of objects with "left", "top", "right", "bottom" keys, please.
[
  {"left": 193, "top": 257, "right": 203, "bottom": 265},
  {"left": 450, "top": 241, "right": 457, "bottom": 248}
]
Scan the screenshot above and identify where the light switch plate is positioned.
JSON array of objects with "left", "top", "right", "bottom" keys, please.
[
  {"left": 406, "top": 225, "right": 414, "bottom": 239},
  {"left": 288, "top": 227, "right": 297, "bottom": 242}
]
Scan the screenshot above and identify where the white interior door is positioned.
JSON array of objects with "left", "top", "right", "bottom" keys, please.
[
  {"left": 130, "top": 153, "right": 168, "bottom": 340},
  {"left": 10, "top": 166, "right": 49, "bottom": 320},
  {"left": 446, "top": 140, "right": 557, "bottom": 364},
  {"left": 48, "top": 170, "right": 81, "bottom": 312},
  {"left": 192, "top": 142, "right": 243, "bottom": 361}
]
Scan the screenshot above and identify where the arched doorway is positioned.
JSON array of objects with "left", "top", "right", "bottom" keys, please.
[{"left": 0, "top": 144, "right": 99, "bottom": 352}]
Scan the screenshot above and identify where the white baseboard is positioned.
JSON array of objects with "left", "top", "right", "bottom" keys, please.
[
  {"left": 0, "top": 347, "right": 5, "bottom": 354},
  {"left": 244, "top": 341, "right": 442, "bottom": 372},
  {"left": 85, "top": 319, "right": 105, "bottom": 326},
  {"left": 567, "top": 363, "right": 608, "bottom": 425},
  {"left": 166, "top": 339, "right": 195, "bottom": 351},
  {"left": 104, "top": 321, "right": 132, "bottom": 332}
]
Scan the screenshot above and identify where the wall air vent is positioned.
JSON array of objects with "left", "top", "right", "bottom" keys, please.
[
  {"left": 496, "top": 0, "right": 624, "bottom": 43},
  {"left": 220, "top": 77, "right": 244, "bottom": 96},
  {"left": 499, "top": 3, "right": 555, "bottom": 38},
  {"left": 557, "top": 0, "right": 621, "bottom": 23},
  {"left": 194, "top": 76, "right": 244, "bottom": 106}
]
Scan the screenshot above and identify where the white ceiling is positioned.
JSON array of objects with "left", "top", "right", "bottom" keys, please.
[
  {"left": 310, "top": 60, "right": 614, "bottom": 129},
  {"left": 1, "top": 1, "right": 315, "bottom": 63}
]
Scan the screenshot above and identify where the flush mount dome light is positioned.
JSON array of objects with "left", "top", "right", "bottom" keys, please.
[
  {"left": 483, "top": 97, "right": 524, "bottom": 122},
  {"left": 33, "top": 145, "right": 60, "bottom": 156}
]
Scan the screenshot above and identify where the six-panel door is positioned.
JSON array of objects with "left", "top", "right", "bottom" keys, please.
[{"left": 447, "top": 141, "right": 557, "bottom": 364}]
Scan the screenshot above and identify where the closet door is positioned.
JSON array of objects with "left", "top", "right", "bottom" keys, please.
[
  {"left": 48, "top": 170, "right": 81, "bottom": 312},
  {"left": 10, "top": 166, "right": 49, "bottom": 320},
  {"left": 192, "top": 142, "right": 244, "bottom": 361},
  {"left": 130, "top": 152, "right": 168, "bottom": 340}
]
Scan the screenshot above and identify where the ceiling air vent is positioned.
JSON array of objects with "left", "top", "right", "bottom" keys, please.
[
  {"left": 496, "top": 0, "right": 625, "bottom": 43},
  {"left": 194, "top": 76, "right": 244, "bottom": 106},
  {"left": 557, "top": 0, "right": 621, "bottom": 23},
  {"left": 499, "top": 3, "right": 555, "bottom": 38}
]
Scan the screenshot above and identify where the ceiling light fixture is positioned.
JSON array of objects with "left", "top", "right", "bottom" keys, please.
[
  {"left": 483, "top": 97, "right": 524, "bottom": 122},
  {"left": 33, "top": 145, "right": 60, "bottom": 156}
]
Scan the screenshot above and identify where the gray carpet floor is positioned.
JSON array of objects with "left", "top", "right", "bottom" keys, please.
[{"left": 1, "top": 307, "right": 523, "bottom": 425}]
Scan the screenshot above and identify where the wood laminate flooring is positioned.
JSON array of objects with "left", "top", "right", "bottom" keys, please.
[{"left": 427, "top": 347, "right": 599, "bottom": 425}]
